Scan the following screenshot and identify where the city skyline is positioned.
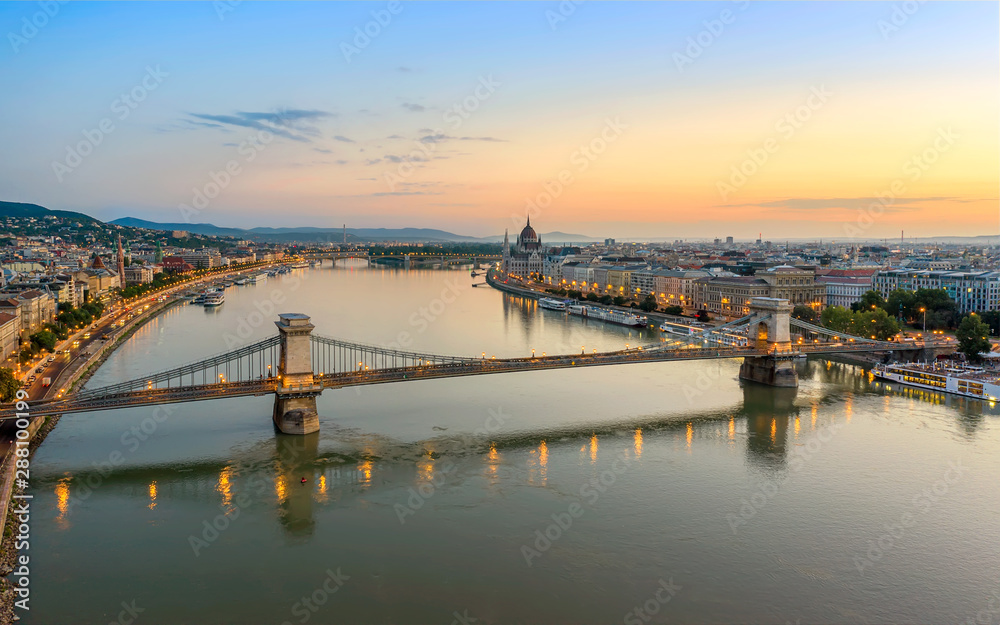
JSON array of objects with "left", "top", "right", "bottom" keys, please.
[{"left": 1, "top": 1, "right": 997, "bottom": 239}]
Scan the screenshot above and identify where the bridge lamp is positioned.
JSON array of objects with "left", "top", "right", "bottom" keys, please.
[
  {"left": 542, "top": 352, "right": 546, "bottom": 357},
  {"left": 531, "top": 349, "right": 535, "bottom": 357}
]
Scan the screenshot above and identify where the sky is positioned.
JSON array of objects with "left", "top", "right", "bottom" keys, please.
[{"left": 0, "top": 1, "right": 997, "bottom": 240}]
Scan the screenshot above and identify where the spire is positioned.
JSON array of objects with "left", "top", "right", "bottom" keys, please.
[{"left": 526, "top": 215, "right": 530, "bottom": 228}]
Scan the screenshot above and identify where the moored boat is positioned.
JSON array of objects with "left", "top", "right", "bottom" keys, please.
[
  {"left": 567, "top": 304, "right": 646, "bottom": 327},
  {"left": 538, "top": 297, "right": 569, "bottom": 311},
  {"left": 872, "top": 362, "right": 1000, "bottom": 401}
]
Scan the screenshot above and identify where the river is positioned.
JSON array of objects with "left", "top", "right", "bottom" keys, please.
[{"left": 22, "top": 261, "right": 1000, "bottom": 624}]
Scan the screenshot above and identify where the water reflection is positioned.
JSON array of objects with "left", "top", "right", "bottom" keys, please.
[
  {"left": 742, "top": 384, "right": 797, "bottom": 471},
  {"left": 274, "top": 432, "right": 319, "bottom": 538}
]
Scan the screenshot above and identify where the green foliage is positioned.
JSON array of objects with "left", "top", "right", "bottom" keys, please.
[
  {"left": 639, "top": 294, "right": 657, "bottom": 312},
  {"left": 852, "top": 290, "right": 886, "bottom": 312},
  {"left": 599, "top": 295, "right": 613, "bottom": 305},
  {"left": 821, "top": 305, "right": 899, "bottom": 340},
  {"left": 791, "top": 305, "right": 817, "bottom": 323},
  {"left": 979, "top": 310, "right": 1000, "bottom": 336},
  {"left": 820, "top": 306, "right": 854, "bottom": 333},
  {"left": 0, "top": 368, "right": 20, "bottom": 402},
  {"left": 585, "top": 292, "right": 599, "bottom": 302},
  {"left": 567, "top": 290, "right": 582, "bottom": 300},
  {"left": 30, "top": 330, "right": 57, "bottom": 352},
  {"left": 696, "top": 310, "right": 712, "bottom": 322},
  {"left": 662, "top": 305, "right": 683, "bottom": 315},
  {"left": 613, "top": 296, "right": 627, "bottom": 307},
  {"left": 956, "top": 314, "right": 991, "bottom": 362},
  {"left": 851, "top": 308, "right": 900, "bottom": 341}
]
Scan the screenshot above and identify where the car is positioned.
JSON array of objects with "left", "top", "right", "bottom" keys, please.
[{"left": 28, "top": 376, "right": 36, "bottom": 382}]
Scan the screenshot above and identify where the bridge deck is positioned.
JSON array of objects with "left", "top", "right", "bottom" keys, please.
[{"left": 0, "top": 342, "right": 900, "bottom": 419}]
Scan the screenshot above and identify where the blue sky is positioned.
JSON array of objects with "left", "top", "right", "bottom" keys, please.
[{"left": 1, "top": 1, "right": 996, "bottom": 238}]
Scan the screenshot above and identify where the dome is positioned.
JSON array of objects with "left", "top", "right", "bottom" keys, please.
[{"left": 519, "top": 217, "right": 537, "bottom": 242}]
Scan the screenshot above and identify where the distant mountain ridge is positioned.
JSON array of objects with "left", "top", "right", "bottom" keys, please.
[{"left": 0, "top": 201, "right": 101, "bottom": 223}]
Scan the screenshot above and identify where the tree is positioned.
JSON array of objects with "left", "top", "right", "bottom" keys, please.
[
  {"left": 0, "top": 368, "right": 19, "bottom": 402},
  {"left": 639, "top": 294, "right": 657, "bottom": 312},
  {"left": 585, "top": 292, "right": 599, "bottom": 302},
  {"left": 791, "top": 305, "right": 816, "bottom": 323},
  {"left": 30, "top": 330, "right": 57, "bottom": 353},
  {"left": 663, "top": 305, "right": 683, "bottom": 315},
  {"left": 599, "top": 295, "right": 613, "bottom": 305},
  {"left": 613, "top": 296, "right": 627, "bottom": 307},
  {"left": 852, "top": 290, "right": 886, "bottom": 312},
  {"left": 696, "top": 310, "right": 712, "bottom": 322},
  {"left": 979, "top": 310, "right": 1000, "bottom": 336},
  {"left": 956, "top": 314, "right": 991, "bottom": 362},
  {"left": 850, "top": 308, "right": 900, "bottom": 341},
  {"left": 820, "top": 306, "right": 853, "bottom": 333},
  {"left": 885, "top": 289, "right": 917, "bottom": 320}
]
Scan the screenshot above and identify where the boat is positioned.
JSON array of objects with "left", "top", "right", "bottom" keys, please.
[
  {"left": 234, "top": 278, "right": 248, "bottom": 286},
  {"left": 567, "top": 304, "right": 647, "bottom": 327},
  {"left": 289, "top": 261, "right": 309, "bottom": 269},
  {"left": 192, "top": 290, "right": 208, "bottom": 304},
  {"left": 203, "top": 291, "right": 225, "bottom": 307},
  {"left": 659, "top": 321, "right": 696, "bottom": 335},
  {"left": 872, "top": 362, "right": 1000, "bottom": 401},
  {"left": 252, "top": 273, "right": 267, "bottom": 284},
  {"left": 538, "top": 297, "right": 569, "bottom": 311}
]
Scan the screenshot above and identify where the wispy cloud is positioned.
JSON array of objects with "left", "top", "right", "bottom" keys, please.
[
  {"left": 333, "top": 135, "right": 355, "bottom": 143},
  {"left": 182, "top": 108, "right": 334, "bottom": 142},
  {"left": 402, "top": 103, "right": 425, "bottom": 112},
  {"left": 314, "top": 148, "right": 333, "bottom": 154},
  {"left": 418, "top": 133, "right": 506, "bottom": 144}
]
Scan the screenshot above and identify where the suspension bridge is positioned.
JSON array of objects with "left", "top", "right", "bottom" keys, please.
[{"left": 1, "top": 299, "right": 941, "bottom": 434}]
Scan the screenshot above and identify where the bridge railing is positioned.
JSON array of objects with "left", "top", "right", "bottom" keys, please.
[
  {"left": 73, "top": 335, "right": 283, "bottom": 399},
  {"left": 310, "top": 334, "right": 480, "bottom": 374}
]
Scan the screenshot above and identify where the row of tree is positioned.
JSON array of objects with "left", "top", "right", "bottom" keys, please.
[{"left": 853, "top": 288, "right": 958, "bottom": 330}]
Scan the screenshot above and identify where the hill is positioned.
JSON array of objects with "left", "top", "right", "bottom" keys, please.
[{"left": 0, "top": 201, "right": 101, "bottom": 224}]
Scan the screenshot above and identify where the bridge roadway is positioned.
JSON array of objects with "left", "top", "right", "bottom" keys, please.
[{"left": 0, "top": 342, "right": 894, "bottom": 420}]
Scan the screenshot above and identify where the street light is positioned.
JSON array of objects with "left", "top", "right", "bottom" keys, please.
[{"left": 919, "top": 307, "right": 926, "bottom": 332}]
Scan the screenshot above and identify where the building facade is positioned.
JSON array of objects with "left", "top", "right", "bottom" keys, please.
[
  {"left": 501, "top": 218, "right": 544, "bottom": 278},
  {"left": 873, "top": 269, "right": 1000, "bottom": 313}
]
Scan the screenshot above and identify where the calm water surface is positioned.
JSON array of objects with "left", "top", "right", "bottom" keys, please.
[{"left": 23, "top": 262, "right": 1000, "bottom": 624}]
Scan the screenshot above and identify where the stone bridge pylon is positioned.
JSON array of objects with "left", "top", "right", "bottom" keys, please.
[
  {"left": 738, "top": 298, "right": 798, "bottom": 388},
  {"left": 273, "top": 313, "right": 322, "bottom": 434}
]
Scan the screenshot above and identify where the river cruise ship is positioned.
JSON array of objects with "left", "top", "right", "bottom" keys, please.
[
  {"left": 538, "top": 297, "right": 569, "bottom": 311},
  {"left": 567, "top": 304, "right": 647, "bottom": 327},
  {"left": 872, "top": 362, "right": 1000, "bottom": 401}
]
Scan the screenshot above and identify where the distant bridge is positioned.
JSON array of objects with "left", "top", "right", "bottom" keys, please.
[
  {"left": 2, "top": 299, "right": 937, "bottom": 434},
  {"left": 300, "top": 251, "right": 501, "bottom": 268}
]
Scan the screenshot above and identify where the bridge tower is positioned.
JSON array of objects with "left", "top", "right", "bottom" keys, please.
[
  {"left": 739, "top": 297, "right": 798, "bottom": 388},
  {"left": 273, "top": 313, "right": 322, "bottom": 435}
]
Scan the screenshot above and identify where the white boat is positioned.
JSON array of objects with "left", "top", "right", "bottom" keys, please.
[
  {"left": 203, "top": 291, "right": 225, "bottom": 307},
  {"left": 568, "top": 304, "right": 647, "bottom": 327},
  {"left": 289, "top": 261, "right": 309, "bottom": 269},
  {"left": 539, "top": 297, "right": 569, "bottom": 311},
  {"left": 252, "top": 273, "right": 268, "bottom": 284},
  {"left": 234, "top": 278, "right": 248, "bottom": 286},
  {"left": 872, "top": 362, "right": 1000, "bottom": 401}
]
